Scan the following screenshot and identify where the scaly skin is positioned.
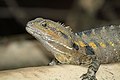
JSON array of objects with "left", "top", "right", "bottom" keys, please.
[{"left": 26, "top": 18, "right": 120, "bottom": 80}]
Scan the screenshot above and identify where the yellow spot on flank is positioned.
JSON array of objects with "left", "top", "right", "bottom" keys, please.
[
  {"left": 89, "top": 42, "right": 97, "bottom": 49},
  {"left": 79, "top": 41, "right": 86, "bottom": 47},
  {"left": 109, "top": 41, "right": 114, "bottom": 47},
  {"left": 99, "top": 42, "right": 106, "bottom": 48}
]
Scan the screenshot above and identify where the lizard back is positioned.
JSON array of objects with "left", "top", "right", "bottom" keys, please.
[{"left": 76, "top": 25, "right": 120, "bottom": 63}]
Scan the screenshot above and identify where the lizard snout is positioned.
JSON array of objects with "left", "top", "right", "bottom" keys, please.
[{"left": 27, "top": 21, "right": 35, "bottom": 27}]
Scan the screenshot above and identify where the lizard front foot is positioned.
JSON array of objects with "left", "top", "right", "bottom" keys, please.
[
  {"left": 80, "top": 73, "right": 97, "bottom": 80},
  {"left": 48, "top": 58, "right": 60, "bottom": 66}
]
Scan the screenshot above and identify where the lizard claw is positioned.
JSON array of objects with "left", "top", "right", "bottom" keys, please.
[
  {"left": 80, "top": 74, "right": 97, "bottom": 80},
  {"left": 48, "top": 58, "right": 60, "bottom": 66},
  {"left": 48, "top": 60, "right": 58, "bottom": 65}
]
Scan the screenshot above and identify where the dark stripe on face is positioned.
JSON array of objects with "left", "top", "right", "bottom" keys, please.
[{"left": 59, "top": 31, "right": 69, "bottom": 39}]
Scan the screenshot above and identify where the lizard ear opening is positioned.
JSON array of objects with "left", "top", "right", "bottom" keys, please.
[{"left": 72, "top": 42, "right": 79, "bottom": 50}]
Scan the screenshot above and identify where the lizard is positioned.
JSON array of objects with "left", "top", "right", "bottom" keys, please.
[{"left": 26, "top": 18, "right": 120, "bottom": 80}]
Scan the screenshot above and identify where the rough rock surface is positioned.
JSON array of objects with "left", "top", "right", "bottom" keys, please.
[{"left": 0, "top": 63, "right": 120, "bottom": 80}]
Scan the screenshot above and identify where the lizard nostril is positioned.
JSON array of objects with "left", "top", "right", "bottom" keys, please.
[{"left": 27, "top": 21, "right": 34, "bottom": 27}]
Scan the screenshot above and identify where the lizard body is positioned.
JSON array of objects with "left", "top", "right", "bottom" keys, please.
[
  {"left": 26, "top": 18, "right": 120, "bottom": 80},
  {"left": 76, "top": 26, "right": 120, "bottom": 63}
]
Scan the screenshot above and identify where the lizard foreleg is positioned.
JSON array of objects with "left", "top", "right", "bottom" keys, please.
[{"left": 80, "top": 57, "right": 100, "bottom": 80}]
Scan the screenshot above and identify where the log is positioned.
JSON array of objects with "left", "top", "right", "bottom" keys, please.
[{"left": 0, "top": 63, "right": 120, "bottom": 80}]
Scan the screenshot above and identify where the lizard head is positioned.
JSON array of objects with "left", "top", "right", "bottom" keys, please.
[{"left": 26, "top": 18, "right": 83, "bottom": 64}]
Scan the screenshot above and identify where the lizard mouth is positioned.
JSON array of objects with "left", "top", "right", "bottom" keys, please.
[{"left": 26, "top": 26, "right": 52, "bottom": 41}]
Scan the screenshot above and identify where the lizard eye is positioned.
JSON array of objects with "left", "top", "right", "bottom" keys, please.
[
  {"left": 72, "top": 42, "right": 79, "bottom": 50},
  {"left": 41, "top": 22, "right": 47, "bottom": 27}
]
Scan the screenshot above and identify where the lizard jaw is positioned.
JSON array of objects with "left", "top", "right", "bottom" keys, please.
[{"left": 26, "top": 26, "right": 52, "bottom": 41}]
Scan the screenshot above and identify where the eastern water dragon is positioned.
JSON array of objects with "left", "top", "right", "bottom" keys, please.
[{"left": 26, "top": 18, "right": 120, "bottom": 80}]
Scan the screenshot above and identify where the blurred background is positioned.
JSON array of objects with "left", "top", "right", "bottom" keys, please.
[{"left": 0, "top": 0, "right": 120, "bottom": 70}]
